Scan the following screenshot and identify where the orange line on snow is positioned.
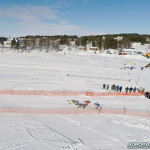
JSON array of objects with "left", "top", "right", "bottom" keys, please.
[
  {"left": 0, "top": 108, "right": 149, "bottom": 118},
  {"left": 0, "top": 90, "right": 144, "bottom": 97}
]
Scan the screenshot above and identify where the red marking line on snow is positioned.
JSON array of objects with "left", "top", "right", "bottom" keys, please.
[
  {"left": 0, "top": 108, "right": 149, "bottom": 118},
  {"left": 0, "top": 90, "right": 144, "bottom": 97}
]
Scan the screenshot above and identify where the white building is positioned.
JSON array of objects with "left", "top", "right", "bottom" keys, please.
[
  {"left": 4, "top": 38, "right": 12, "bottom": 48},
  {"left": 114, "top": 36, "right": 123, "bottom": 41},
  {"left": 59, "top": 45, "right": 66, "bottom": 51},
  {"left": 86, "top": 42, "right": 98, "bottom": 51},
  {"left": 119, "top": 48, "right": 143, "bottom": 55}
]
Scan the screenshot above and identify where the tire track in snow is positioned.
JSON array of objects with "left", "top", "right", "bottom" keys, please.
[
  {"left": 0, "top": 139, "right": 35, "bottom": 150},
  {"left": 0, "top": 115, "right": 73, "bottom": 150},
  {"left": 25, "top": 116, "right": 74, "bottom": 146}
]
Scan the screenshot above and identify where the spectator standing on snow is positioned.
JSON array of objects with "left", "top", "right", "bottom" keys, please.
[
  {"left": 111, "top": 84, "right": 114, "bottom": 90},
  {"left": 145, "top": 92, "right": 149, "bottom": 98},
  {"left": 133, "top": 87, "right": 136, "bottom": 92},
  {"left": 130, "top": 87, "right": 133, "bottom": 92},
  {"left": 114, "top": 85, "right": 116, "bottom": 91},
  {"left": 142, "top": 88, "right": 145, "bottom": 92},
  {"left": 139, "top": 87, "right": 142, "bottom": 92},
  {"left": 106, "top": 84, "right": 109, "bottom": 90},
  {"left": 119, "top": 86, "right": 122, "bottom": 92},
  {"left": 103, "top": 84, "right": 106, "bottom": 89},
  {"left": 111, "top": 84, "right": 116, "bottom": 91},
  {"left": 137, "top": 88, "right": 140, "bottom": 92},
  {"left": 116, "top": 85, "right": 119, "bottom": 91},
  {"left": 125, "top": 87, "right": 129, "bottom": 93}
]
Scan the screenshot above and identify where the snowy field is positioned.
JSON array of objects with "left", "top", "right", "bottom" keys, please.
[{"left": 0, "top": 50, "right": 150, "bottom": 150}]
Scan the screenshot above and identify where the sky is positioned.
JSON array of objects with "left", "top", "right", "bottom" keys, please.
[{"left": 0, "top": 0, "right": 150, "bottom": 37}]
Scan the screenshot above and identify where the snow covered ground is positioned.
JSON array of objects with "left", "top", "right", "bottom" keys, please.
[
  {"left": 1, "top": 113, "right": 150, "bottom": 150},
  {"left": 0, "top": 50, "right": 149, "bottom": 91},
  {"left": 0, "top": 50, "right": 150, "bottom": 150}
]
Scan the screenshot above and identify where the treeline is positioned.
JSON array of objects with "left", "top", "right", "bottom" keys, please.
[
  {"left": 75, "top": 33, "right": 150, "bottom": 49},
  {"left": 2, "top": 33, "right": 150, "bottom": 51},
  {"left": 22, "top": 34, "right": 149, "bottom": 50},
  {"left": 0, "top": 37, "right": 7, "bottom": 44},
  {"left": 11, "top": 35, "right": 77, "bottom": 51}
]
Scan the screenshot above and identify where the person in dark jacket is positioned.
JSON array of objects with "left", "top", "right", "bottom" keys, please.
[
  {"left": 103, "top": 84, "right": 106, "bottom": 89},
  {"left": 145, "top": 92, "right": 149, "bottom": 98},
  {"left": 119, "top": 86, "right": 122, "bottom": 92},
  {"left": 133, "top": 87, "right": 136, "bottom": 92},
  {"left": 125, "top": 87, "right": 129, "bottom": 93},
  {"left": 106, "top": 84, "right": 109, "bottom": 90},
  {"left": 148, "top": 93, "right": 150, "bottom": 99},
  {"left": 130, "top": 87, "right": 133, "bottom": 92}
]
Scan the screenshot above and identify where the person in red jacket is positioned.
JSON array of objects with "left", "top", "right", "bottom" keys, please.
[{"left": 84, "top": 100, "right": 91, "bottom": 106}]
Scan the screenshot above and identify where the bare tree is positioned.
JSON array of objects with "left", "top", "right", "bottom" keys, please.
[
  {"left": 38, "top": 38, "right": 43, "bottom": 51},
  {"left": 118, "top": 38, "right": 131, "bottom": 49}
]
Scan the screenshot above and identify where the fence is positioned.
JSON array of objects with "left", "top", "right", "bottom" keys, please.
[
  {"left": 0, "top": 90, "right": 145, "bottom": 97},
  {"left": 0, "top": 107, "right": 149, "bottom": 118},
  {"left": 0, "top": 90, "right": 148, "bottom": 118}
]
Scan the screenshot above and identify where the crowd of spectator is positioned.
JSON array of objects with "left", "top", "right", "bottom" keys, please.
[
  {"left": 103, "top": 84, "right": 145, "bottom": 93},
  {"left": 103, "top": 84, "right": 122, "bottom": 92},
  {"left": 125, "top": 87, "right": 145, "bottom": 93}
]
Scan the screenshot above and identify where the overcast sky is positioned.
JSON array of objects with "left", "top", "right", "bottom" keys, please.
[{"left": 0, "top": 0, "right": 150, "bottom": 37}]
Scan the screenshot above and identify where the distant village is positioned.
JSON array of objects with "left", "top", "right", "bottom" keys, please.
[{"left": 0, "top": 34, "right": 150, "bottom": 57}]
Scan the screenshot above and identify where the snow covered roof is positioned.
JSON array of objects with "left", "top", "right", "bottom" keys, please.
[
  {"left": 89, "top": 47, "right": 97, "bottom": 48},
  {"left": 78, "top": 46, "right": 86, "bottom": 48},
  {"left": 122, "top": 49, "right": 140, "bottom": 52},
  {"left": 114, "top": 36, "right": 123, "bottom": 41}
]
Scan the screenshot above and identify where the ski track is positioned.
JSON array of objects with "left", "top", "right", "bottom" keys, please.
[
  {"left": 0, "top": 115, "right": 75, "bottom": 150},
  {"left": 0, "top": 139, "right": 35, "bottom": 150},
  {"left": 0, "top": 114, "right": 150, "bottom": 150}
]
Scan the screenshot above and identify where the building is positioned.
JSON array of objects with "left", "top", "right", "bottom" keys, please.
[
  {"left": 59, "top": 45, "right": 65, "bottom": 51},
  {"left": 18, "top": 37, "right": 26, "bottom": 48},
  {"left": 118, "top": 49, "right": 143, "bottom": 55},
  {"left": 0, "top": 37, "right": 7, "bottom": 44},
  {"left": 88, "top": 47, "right": 98, "bottom": 51},
  {"left": 78, "top": 46, "right": 86, "bottom": 50},
  {"left": 146, "top": 38, "right": 150, "bottom": 43},
  {"left": 114, "top": 36, "right": 123, "bottom": 41},
  {"left": 4, "top": 38, "right": 12, "bottom": 48}
]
